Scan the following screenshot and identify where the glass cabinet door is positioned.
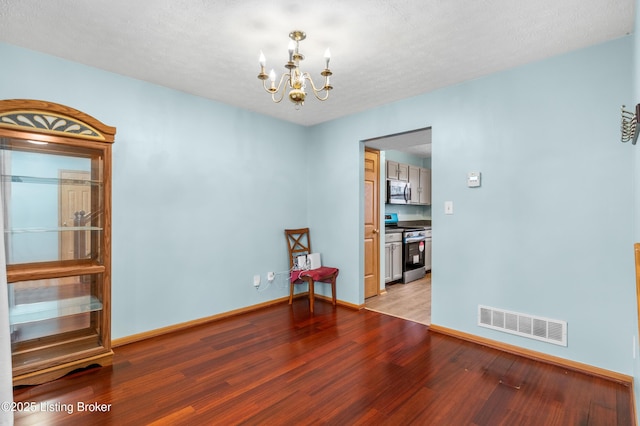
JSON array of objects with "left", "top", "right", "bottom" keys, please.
[
  {"left": 0, "top": 137, "right": 108, "bottom": 372},
  {"left": 1, "top": 140, "right": 104, "bottom": 265}
]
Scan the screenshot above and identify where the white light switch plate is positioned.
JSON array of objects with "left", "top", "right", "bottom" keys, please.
[{"left": 444, "top": 201, "right": 454, "bottom": 215}]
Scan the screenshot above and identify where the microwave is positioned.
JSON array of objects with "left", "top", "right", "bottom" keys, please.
[{"left": 387, "top": 179, "right": 411, "bottom": 204}]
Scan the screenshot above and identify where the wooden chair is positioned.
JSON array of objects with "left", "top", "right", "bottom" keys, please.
[{"left": 285, "top": 228, "right": 339, "bottom": 313}]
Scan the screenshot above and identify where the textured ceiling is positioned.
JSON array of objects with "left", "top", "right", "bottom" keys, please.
[{"left": 0, "top": 0, "right": 635, "bottom": 129}]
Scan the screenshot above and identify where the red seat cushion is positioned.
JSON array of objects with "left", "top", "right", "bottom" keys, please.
[{"left": 291, "top": 266, "right": 339, "bottom": 283}]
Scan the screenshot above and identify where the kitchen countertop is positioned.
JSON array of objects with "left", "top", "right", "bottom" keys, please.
[{"left": 397, "top": 220, "right": 431, "bottom": 228}]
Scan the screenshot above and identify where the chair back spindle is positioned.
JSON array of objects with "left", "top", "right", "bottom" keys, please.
[{"left": 285, "top": 228, "right": 312, "bottom": 269}]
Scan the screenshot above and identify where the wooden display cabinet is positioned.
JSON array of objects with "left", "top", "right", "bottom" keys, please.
[{"left": 0, "top": 99, "right": 115, "bottom": 385}]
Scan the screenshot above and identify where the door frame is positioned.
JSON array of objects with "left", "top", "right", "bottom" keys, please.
[{"left": 361, "top": 126, "right": 432, "bottom": 304}]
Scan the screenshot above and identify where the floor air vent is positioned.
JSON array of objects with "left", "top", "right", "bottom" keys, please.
[{"left": 478, "top": 305, "right": 567, "bottom": 346}]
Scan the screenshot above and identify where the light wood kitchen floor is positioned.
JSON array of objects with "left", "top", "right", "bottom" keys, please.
[{"left": 365, "top": 273, "right": 431, "bottom": 325}]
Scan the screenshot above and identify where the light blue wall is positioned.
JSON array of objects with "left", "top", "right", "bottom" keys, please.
[
  {"left": 635, "top": 0, "right": 640, "bottom": 244},
  {"left": 0, "top": 42, "right": 310, "bottom": 339},
  {"left": 0, "top": 34, "right": 637, "bottom": 382},
  {"left": 309, "top": 37, "right": 635, "bottom": 375},
  {"left": 632, "top": 0, "right": 640, "bottom": 421},
  {"left": 385, "top": 150, "right": 425, "bottom": 167}
]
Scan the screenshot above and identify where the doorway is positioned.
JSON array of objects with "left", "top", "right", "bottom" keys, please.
[{"left": 362, "top": 127, "right": 432, "bottom": 325}]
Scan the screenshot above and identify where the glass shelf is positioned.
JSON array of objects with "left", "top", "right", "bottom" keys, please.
[
  {"left": 6, "top": 225, "right": 103, "bottom": 264},
  {"left": 5, "top": 226, "right": 103, "bottom": 234},
  {"left": 10, "top": 295, "right": 103, "bottom": 325},
  {"left": 1, "top": 174, "right": 102, "bottom": 186}
]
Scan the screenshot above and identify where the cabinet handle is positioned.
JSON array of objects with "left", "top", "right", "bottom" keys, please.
[{"left": 372, "top": 229, "right": 379, "bottom": 234}]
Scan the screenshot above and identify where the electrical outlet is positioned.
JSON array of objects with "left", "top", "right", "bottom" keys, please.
[
  {"left": 253, "top": 275, "right": 260, "bottom": 287},
  {"left": 267, "top": 272, "right": 275, "bottom": 282}
]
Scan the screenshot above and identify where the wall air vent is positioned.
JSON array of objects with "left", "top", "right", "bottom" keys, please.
[{"left": 478, "top": 305, "right": 567, "bottom": 346}]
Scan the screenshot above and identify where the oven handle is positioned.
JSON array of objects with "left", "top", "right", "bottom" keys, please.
[{"left": 404, "top": 236, "right": 427, "bottom": 243}]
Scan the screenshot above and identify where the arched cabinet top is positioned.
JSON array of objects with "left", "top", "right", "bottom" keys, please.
[{"left": 0, "top": 99, "right": 116, "bottom": 143}]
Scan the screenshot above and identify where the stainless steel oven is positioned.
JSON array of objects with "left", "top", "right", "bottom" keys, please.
[
  {"left": 385, "top": 213, "right": 430, "bottom": 284},
  {"left": 402, "top": 229, "right": 427, "bottom": 283}
]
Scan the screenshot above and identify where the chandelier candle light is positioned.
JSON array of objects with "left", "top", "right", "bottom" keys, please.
[{"left": 258, "top": 30, "right": 332, "bottom": 107}]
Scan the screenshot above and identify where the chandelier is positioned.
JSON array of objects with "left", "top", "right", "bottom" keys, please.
[{"left": 257, "top": 30, "right": 332, "bottom": 107}]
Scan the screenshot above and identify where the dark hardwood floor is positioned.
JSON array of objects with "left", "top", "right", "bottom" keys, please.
[{"left": 13, "top": 299, "right": 633, "bottom": 425}]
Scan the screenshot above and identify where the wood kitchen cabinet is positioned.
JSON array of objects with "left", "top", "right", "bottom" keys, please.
[
  {"left": 408, "top": 165, "right": 431, "bottom": 205},
  {"left": 386, "top": 160, "right": 408, "bottom": 181},
  {"left": 0, "top": 99, "right": 115, "bottom": 385}
]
